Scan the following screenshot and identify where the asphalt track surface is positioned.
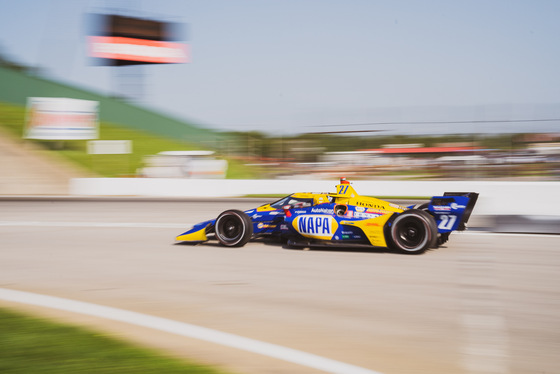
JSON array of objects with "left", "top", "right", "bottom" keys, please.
[{"left": 1, "top": 199, "right": 559, "bottom": 374}]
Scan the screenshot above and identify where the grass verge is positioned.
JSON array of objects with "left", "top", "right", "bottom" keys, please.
[{"left": 0, "top": 307, "right": 230, "bottom": 374}]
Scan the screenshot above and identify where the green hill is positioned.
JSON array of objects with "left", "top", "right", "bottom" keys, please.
[
  {"left": 0, "top": 66, "right": 222, "bottom": 144},
  {"left": 0, "top": 66, "right": 256, "bottom": 178}
]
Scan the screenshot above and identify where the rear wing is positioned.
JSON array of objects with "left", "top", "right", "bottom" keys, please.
[{"left": 430, "top": 192, "right": 479, "bottom": 231}]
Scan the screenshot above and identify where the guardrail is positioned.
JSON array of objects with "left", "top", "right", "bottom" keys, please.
[{"left": 70, "top": 178, "right": 560, "bottom": 217}]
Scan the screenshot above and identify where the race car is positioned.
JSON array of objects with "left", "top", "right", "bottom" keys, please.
[{"left": 176, "top": 178, "right": 478, "bottom": 254}]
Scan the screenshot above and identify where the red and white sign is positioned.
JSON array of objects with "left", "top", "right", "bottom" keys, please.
[
  {"left": 88, "top": 36, "right": 189, "bottom": 64},
  {"left": 25, "top": 98, "right": 99, "bottom": 140}
]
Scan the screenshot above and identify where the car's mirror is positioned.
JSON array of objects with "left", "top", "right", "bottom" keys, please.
[{"left": 282, "top": 205, "right": 292, "bottom": 217}]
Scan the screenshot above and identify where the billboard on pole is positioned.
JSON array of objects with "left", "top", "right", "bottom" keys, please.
[
  {"left": 87, "top": 14, "right": 188, "bottom": 66},
  {"left": 88, "top": 36, "right": 188, "bottom": 64},
  {"left": 25, "top": 97, "right": 99, "bottom": 140}
]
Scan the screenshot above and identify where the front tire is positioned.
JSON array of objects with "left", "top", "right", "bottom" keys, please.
[
  {"left": 214, "top": 210, "right": 253, "bottom": 247},
  {"left": 389, "top": 210, "right": 438, "bottom": 254}
]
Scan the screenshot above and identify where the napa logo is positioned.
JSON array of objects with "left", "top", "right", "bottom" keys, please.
[{"left": 293, "top": 215, "right": 339, "bottom": 240}]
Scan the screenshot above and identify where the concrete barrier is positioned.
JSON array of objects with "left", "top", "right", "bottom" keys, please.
[{"left": 70, "top": 178, "right": 560, "bottom": 217}]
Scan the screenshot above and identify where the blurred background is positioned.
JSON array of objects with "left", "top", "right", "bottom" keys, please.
[
  {"left": 0, "top": 0, "right": 559, "bottom": 189},
  {"left": 1, "top": 3, "right": 560, "bottom": 374}
]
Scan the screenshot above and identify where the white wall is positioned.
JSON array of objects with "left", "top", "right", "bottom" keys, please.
[{"left": 69, "top": 178, "right": 560, "bottom": 216}]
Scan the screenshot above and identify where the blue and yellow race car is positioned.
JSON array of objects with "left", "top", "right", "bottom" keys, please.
[{"left": 176, "top": 179, "right": 478, "bottom": 254}]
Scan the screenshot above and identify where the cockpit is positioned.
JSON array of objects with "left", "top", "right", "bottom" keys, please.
[{"left": 269, "top": 196, "right": 315, "bottom": 209}]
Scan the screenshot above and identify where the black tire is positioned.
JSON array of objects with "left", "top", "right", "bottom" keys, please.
[
  {"left": 389, "top": 210, "right": 438, "bottom": 254},
  {"left": 412, "top": 202, "right": 441, "bottom": 248},
  {"left": 214, "top": 210, "right": 253, "bottom": 247},
  {"left": 414, "top": 203, "right": 451, "bottom": 248}
]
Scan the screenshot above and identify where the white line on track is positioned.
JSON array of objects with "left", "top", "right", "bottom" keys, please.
[
  {"left": 0, "top": 221, "right": 188, "bottom": 229},
  {"left": 0, "top": 288, "right": 382, "bottom": 374},
  {"left": 458, "top": 231, "right": 560, "bottom": 239}
]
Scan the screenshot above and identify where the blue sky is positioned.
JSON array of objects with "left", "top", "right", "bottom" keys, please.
[{"left": 1, "top": 0, "right": 560, "bottom": 134}]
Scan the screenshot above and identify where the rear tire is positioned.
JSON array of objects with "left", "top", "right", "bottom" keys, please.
[
  {"left": 389, "top": 210, "right": 438, "bottom": 254},
  {"left": 412, "top": 203, "right": 443, "bottom": 248},
  {"left": 215, "top": 210, "right": 253, "bottom": 247}
]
